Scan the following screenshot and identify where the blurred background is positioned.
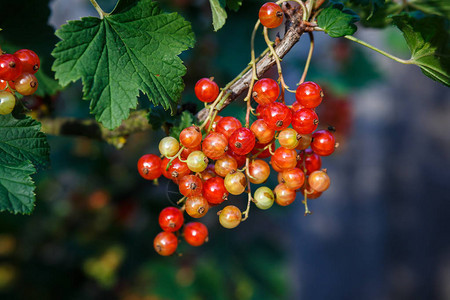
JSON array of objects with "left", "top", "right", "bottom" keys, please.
[{"left": 0, "top": 0, "right": 449, "bottom": 299}]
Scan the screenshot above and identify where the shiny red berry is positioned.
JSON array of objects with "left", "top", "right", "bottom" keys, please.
[
  {"left": 179, "top": 174, "right": 203, "bottom": 197},
  {"left": 13, "top": 49, "right": 40, "bottom": 74},
  {"left": 250, "top": 119, "right": 275, "bottom": 144},
  {"left": 295, "top": 81, "right": 324, "bottom": 108},
  {"left": 195, "top": 78, "right": 219, "bottom": 103},
  {"left": 154, "top": 231, "right": 178, "bottom": 256},
  {"left": 229, "top": 127, "right": 256, "bottom": 155},
  {"left": 297, "top": 149, "right": 322, "bottom": 175},
  {"left": 259, "top": 2, "right": 284, "bottom": 28},
  {"left": 311, "top": 130, "right": 336, "bottom": 156},
  {"left": 271, "top": 147, "right": 298, "bottom": 170},
  {"left": 292, "top": 108, "right": 319, "bottom": 134},
  {"left": 216, "top": 116, "right": 242, "bottom": 139},
  {"left": 0, "top": 54, "right": 22, "bottom": 81},
  {"left": 137, "top": 154, "right": 162, "bottom": 180},
  {"left": 159, "top": 207, "right": 184, "bottom": 232},
  {"left": 184, "top": 222, "right": 209, "bottom": 246},
  {"left": 180, "top": 126, "right": 202, "bottom": 149},
  {"left": 202, "top": 177, "right": 228, "bottom": 205},
  {"left": 202, "top": 132, "right": 228, "bottom": 160},
  {"left": 262, "top": 102, "right": 292, "bottom": 131},
  {"left": 252, "top": 78, "right": 279, "bottom": 105}
]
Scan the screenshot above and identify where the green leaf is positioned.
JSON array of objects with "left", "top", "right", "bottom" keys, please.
[
  {"left": 226, "top": 0, "right": 243, "bottom": 12},
  {"left": 408, "top": 0, "right": 450, "bottom": 18},
  {"left": 0, "top": 114, "right": 50, "bottom": 168},
  {"left": 52, "top": 0, "right": 195, "bottom": 130},
  {"left": 392, "top": 13, "right": 450, "bottom": 86},
  {"left": 0, "top": 0, "right": 60, "bottom": 96},
  {"left": 0, "top": 162, "right": 36, "bottom": 214},
  {"left": 317, "top": 3, "right": 360, "bottom": 37},
  {"left": 210, "top": 0, "right": 228, "bottom": 31},
  {"left": 169, "top": 111, "right": 196, "bottom": 139}
]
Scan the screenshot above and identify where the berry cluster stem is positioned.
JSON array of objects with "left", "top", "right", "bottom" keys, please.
[
  {"left": 298, "top": 32, "right": 315, "bottom": 85},
  {"left": 303, "top": 189, "right": 312, "bottom": 216},
  {"left": 242, "top": 158, "right": 253, "bottom": 221}
]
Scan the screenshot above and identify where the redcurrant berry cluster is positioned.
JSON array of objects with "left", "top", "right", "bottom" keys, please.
[
  {"left": 138, "top": 2, "right": 337, "bottom": 256},
  {"left": 0, "top": 49, "right": 40, "bottom": 115},
  {"left": 138, "top": 77, "right": 336, "bottom": 256}
]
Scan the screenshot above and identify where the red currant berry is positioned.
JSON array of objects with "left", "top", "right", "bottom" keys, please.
[
  {"left": 295, "top": 81, "right": 324, "bottom": 109},
  {"left": 167, "top": 158, "right": 191, "bottom": 182},
  {"left": 292, "top": 108, "right": 319, "bottom": 134},
  {"left": 274, "top": 183, "right": 296, "bottom": 206},
  {"left": 179, "top": 174, "right": 203, "bottom": 197},
  {"left": 278, "top": 128, "right": 301, "bottom": 149},
  {"left": 297, "top": 149, "right": 321, "bottom": 175},
  {"left": 12, "top": 73, "right": 38, "bottom": 96},
  {"left": 0, "top": 91, "right": 16, "bottom": 115},
  {"left": 180, "top": 126, "right": 202, "bottom": 149},
  {"left": 219, "top": 205, "right": 242, "bottom": 229},
  {"left": 215, "top": 154, "right": 238, "bottom": 177},
  {"left": 252, "top": 78, "right": 279, "bottom": 105},
  {"left": 185, "top": 196, "right": 209, "bottom": 218},
  {"left": 259, "top": 2, "right": 284, "bottom": 28},
  {"left": 262, "top": 102, "right": 292, "bottom": 131},
  {"left": 224, "top": 171, "right": 247, "bottom": 195},
  {"left": 159, "top": 207, "right": 184, "bottom": 232},
  {"left": 202, "top": 132, "right": 228, "bottom": 160},
  {"left": 0, "top": 54, "right": 22, "bottom": 81},
  {"left": 195, "top": 78, "right": 219, "bottom": 103},
  {"left": 137, "top": 154, "right": 162, "bottom": 180},
  {"left": 13, "top": 49, "right": 40, "bottom": 74},
  {"left": 202, "top": 177, "right": 228, "bottom": 205},
  {"left": 250, "top": 119, "right": 275, "bottom": 144},
  {"left": 229, "top": 127, "right": 256, "bottom": 155},
  {"left": 271, "top": 147, "right": 298, "bottom": 170},
  {"left": 311, "top": 130, "right": 336, "bottom": 156},
  {"left": 154, "top": 231, "right": 178, "bottom": 256},
  {"left": 184, "top": 222, "right": 209, "bottom": 246},
  {"left": 186, "top": 150, "right": 209, "bottom": 173},
  {"left": 296, "top": 133, "right": 313, "bottom": 150},
  {"left": 216, "top": 116, "right": 242, "bottom": 139},
  {"left": 308, "top": 170, "right": 330, "bottom": 192},
  {"left": 280, "top": 168, "right": 305, "bottom": 190},
  {"left": 248, "top": 159, "right": 270, "bottom": 184}
]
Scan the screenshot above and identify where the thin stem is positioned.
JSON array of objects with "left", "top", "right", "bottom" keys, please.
[
  {"left": 89, "top": 0, "right": 109, "bottom": 19},
  {"left": 243, "top": 20, "right": 261, "bottom": 127},
  {"left": 242, "top": 158, "right": 253, "bottom": 221},
  {"left": 165, "top": 146, "right": 185, "bottom": 170},
  {"left": 344, "top": 35, "right": 412, "bottom": 64},
  {"left": 298, "top": 32, "right": 315, "bottom": 85},
  {"left": 302, "top": 189, "right": 312, "bottom": 216},
  {"left": 177, "top": 196, "right": 187, "bottom": 205},
  {"left": 263, "top": 27, "right": 289, "bottom": 102}
]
